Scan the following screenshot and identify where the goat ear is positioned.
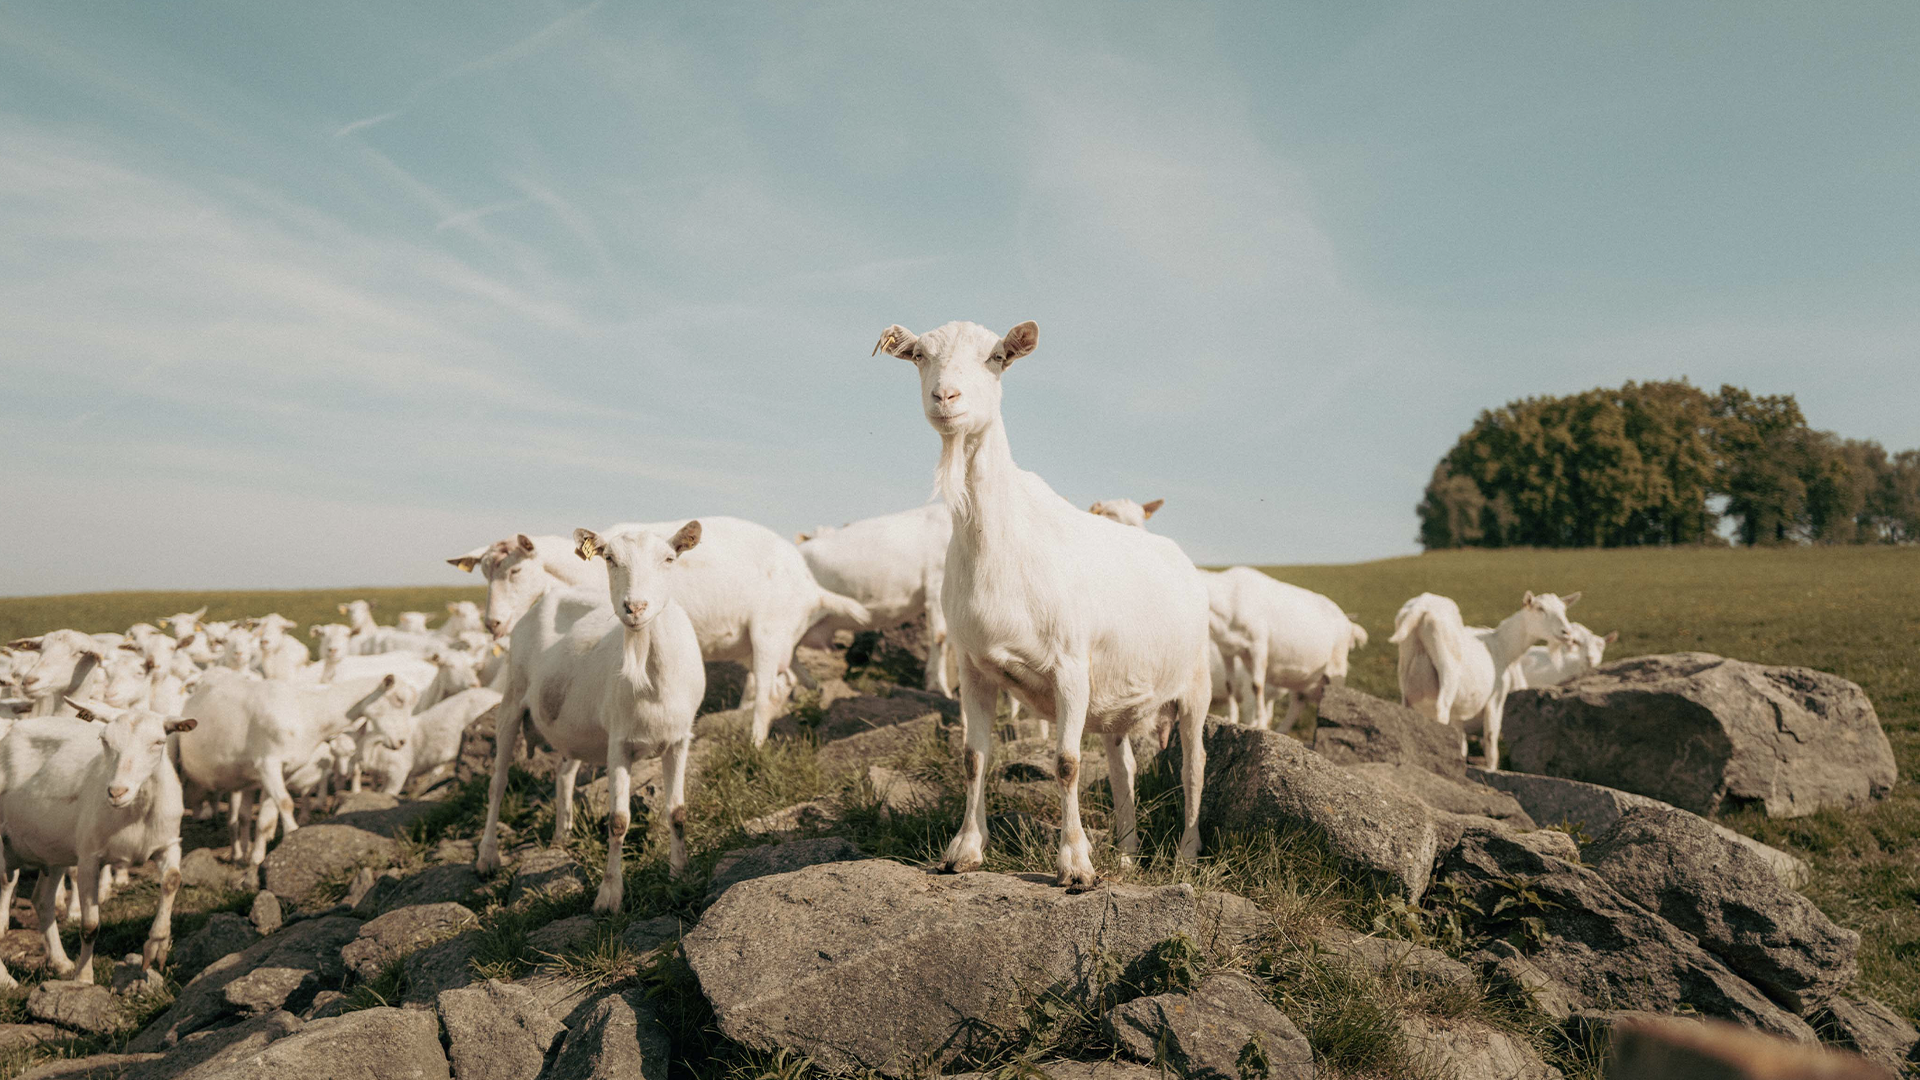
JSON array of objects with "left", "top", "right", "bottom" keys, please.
[
  {"left": 573, "top": 529, "right": 603, "bottom": 561},
  {"left": 308, "top": 626, "right": 320, "bottom": 638},
  {"left": 447, "top": 602, "right": 459, "bottom": 612},
  {"left": 448, "top": 554, "right": 482, "bottom": 573},
  {"left": 1603, "top": 630, "right": 1618, "bottom": 644},
  {"left": 794, "top": 532, "right": 811, "bottom": 544},
  {"left": 999, "top": 321, "right": 1038, "bottom": 364},
  {"left": 165, "top": 718, "right": 197, "bottom": 734},
  {"left": 873, "top": 325, "right": 919, "bottom": 359},
  {"left": 380, "top": 674, "right": 397, "bottom": 690},
  {"left": 1142, "top": 498, "right": 1164, "bottom": 518},
  {"left": 1522, "top": 591, "right": 1536, "bottom": 608},
  {"left": 64, "top": 697, "right": 105, "bottom": 722},
  {"left": 337, "top": 603, "right": 349, "bottom": 614},
  {"left": 1561, "top": 591, "right": 1582, "bottom": 607},
  {"left": 516, "top": 533, "right": 536, "bottom": 554},
  {"left": 669, "top": 520, "right": 702, "bottom": 555},
  {"left": 6, "top": 638, "right": 40, "bottom": 652}
]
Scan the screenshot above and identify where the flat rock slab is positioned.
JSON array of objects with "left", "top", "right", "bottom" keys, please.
[
  {"left": 437, "top": 980, "right": 568, "bottom": 1080},
  {"left": 1312, "top": 686, "right": 1467, "bottom": 779},
  {"left": 684, "top": 859, "right": 1203, "bottom": 1076},
  {"left": 1469, "top": 768, "right": 1811, "bottom": 888},
  {"left": 179, "top": 1006, "right": 448, "bottom": 1080},
  {"left": 1322, "top": 934, "right": 1476, "bottom": 993},
  {"left": 1438, "top": 824, "right": 1812, "bottom": 1041},
  {"left": 122, "top": 1009, "right": 303, "bottom": 1080},
  {"left": 401, "top": 929, "right": 484, "bottom": 1005},
  {"left": 131, "top": 915, "right": 361, "bottom": 1050},
  {"left": 1810, "top": 993, "right": 1920, "bottom": 1074},
  {"left": 1103, "top": 972, "right": 1316, "bottom": 1080},
  {"left": 27, "top": 981, "right": 130, "bottom": 1036},
  {"left": 340, "top": 902, "right": 478, "bottom": 982},
  {"left": 352, "top": 863, "right": 487, "bottom": 919},
  {"left": 1586, "top": 806, "right": 1858, "bottom": 1014},
  {"left": 1504, "top": 652, "right": 1896, "bottom": 818},
  {"left": 1169, "top": 721, "right": 1439, "bottom": 899},
  {"left": 261, "top": 824, "right": 398, "bottom": 906},
  {"left": 1345, "top": 762, "right": 1534, "bottom": 826},
  {"left": 546, "top": 987, "right": 671, "bottom": 1080},
  {"left": 703, "top": 837, "right": 864, "bottom": 909}
]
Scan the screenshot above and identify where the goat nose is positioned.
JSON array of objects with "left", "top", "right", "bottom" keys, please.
[
  {"left": 932, "top": 387, "right": 960, "bottom": 405},
  {"left": 623, "top": 600, "right": 648, "bottom": 618},
  {"left": 107, "top": 785, "right": 129, "bottom": 800}
]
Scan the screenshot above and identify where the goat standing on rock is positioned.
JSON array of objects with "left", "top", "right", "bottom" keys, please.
[
  {"left": 475, "top": 522, "right": 706, "bottom": 910},
  {"left": 875, "top": 320, "right": 1214, "bottom": 887}
]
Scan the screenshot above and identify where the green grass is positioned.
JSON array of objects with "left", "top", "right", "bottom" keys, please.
[
  {"left": 1262, "top": 545, "right": 1920, "bottom": 1025},
  {"left": 0, "top": 585, "right": 485, "bottom": 644}
]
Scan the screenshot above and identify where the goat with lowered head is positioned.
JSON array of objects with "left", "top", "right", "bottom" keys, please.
[
  {"left": 875, "top": 320, "right": 1213, "bottom": 887},
  {"left": 475, "top": 523, "right": 706, "bottom": 909},
  {"left": 1391, "top": 590, "right": 1581, "bottom": 770},
  {"left": 0, "top": 699, "right": 197, "bottom": 986},
  {"left": 795, "top": 502, "right": 954, "bottom": 696}
]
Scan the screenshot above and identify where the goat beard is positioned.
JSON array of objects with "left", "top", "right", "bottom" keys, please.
[
  {"left": 619, "top": 626, "right": 653, "bottom": 694},
  {"left": 934, "top": 433, "right": 972, "bottom": 520}
]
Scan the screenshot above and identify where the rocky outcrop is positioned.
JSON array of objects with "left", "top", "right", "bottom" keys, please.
[
  {"left": 170, "top": 914, "right": 260, "bottom": 985},
  {"left": 1345, "top": 762, "right": 1534, "bottom": 826},
  {"left": 1504, "top": 653, "right": 1896, "bottom": 818},
  {"left": 26, "top": 982, "right": 130, "bottom": 1036},
  {"left": 1400, "top": 1015, "right": 1563, "bottom": 1080},
  {"left": 352, "top": 863, "right": 486, "bottom": 919},
  {"left": 1103, "top": 972, "right": 1316, "bottom": 1079},
  {"left": 506, "top": 848, "right": 588, "bottom": 907},
  {"left": 1584, "top": 807, "right": 1858, "bottom": 1013},
  {"left": 703, "top": 837, "right": 863, "bottom": 909},
  {"left": 436, "top": 980, "right": 568, "bottom": 1080},
  {"left": 684, "top": 859, "right": 1207, "bottom": 1075},
  {"left": 1811, "top": 993, "right": 1920, "bottom": 1074},
  {"left": 1168, "top": 721, "right": 1439, "bottom": 899},
  {"left": 339, "top": 903, "right": 478, "bottom": 982},
  {"left": 545, "top": 988, "right": 671, "bottom": 1080},
  {"left": 1469, "top": 768, "right": 1812, "bottom": 888},
  {"left": 176, "top": 1006, "right": 448, "bottom": 1080},
  {"left": 260, "top": 825, "right": 398, "bottom": 905},
  {"left": 1437, "top": 824, "right": 1813, "bottom": 1040},
  {"left": 1312, "top": 686, "right": 1466, "bottom": 778},
  {"left": 131, "top": 916, "right": 361, "bottom": 1050}
]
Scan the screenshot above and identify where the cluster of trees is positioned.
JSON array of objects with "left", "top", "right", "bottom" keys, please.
[{"left": 1418, "top": 381, "right": 1920, "bottom": 550}]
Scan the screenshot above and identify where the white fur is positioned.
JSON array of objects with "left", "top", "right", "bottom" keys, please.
[
  {"left": 353, "top": 687, "right": 501, "bottom": 796},
  {"left": 1391, "top": 590, "right": 1581, "bottom": 770},
  {"left": 876, "top": 319, "right": 1213, "bottom": 886},
  {"left": 1508, "top": 623, "right": 1617, "bottom": 689},
  {"left": 1205, "top": 567, "right": 1368, "bottom": 730},
  {"left": 5, "top": 630, "right": 107, "bottom": 717},
  {"left": 796, "top": 503, "right": 953, "bottom": 695}
]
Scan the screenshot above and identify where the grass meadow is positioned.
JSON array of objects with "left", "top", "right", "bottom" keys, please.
[{"left": 1, "top": 545, "right": 1915, "bottom": 1074}]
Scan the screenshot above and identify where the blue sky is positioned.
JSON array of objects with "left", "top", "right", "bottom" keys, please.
[{"left": 3, "top": 2, "right": 1916, "bottom": 594}]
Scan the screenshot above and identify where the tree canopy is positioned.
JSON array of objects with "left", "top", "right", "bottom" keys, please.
[{"left": 1418, "top": 381, "right": 1920, "bottom": 549}]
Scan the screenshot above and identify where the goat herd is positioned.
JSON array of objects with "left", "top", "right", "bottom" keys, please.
[{"left": 0, "top": 320, "right": 1619, "bottom": 991}]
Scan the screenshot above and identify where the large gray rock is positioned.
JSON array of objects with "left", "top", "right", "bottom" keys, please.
[
  {"left": 327, "top": 795, "right": 442, "bottom": 838},
  {"left": 1312, "top": 686, "right": 1466, "bottom": 779},
  {"left": 1437, "top": 824, "right": 1812, "bottom": 1040},
  {"left": 181, "top": 1006, "right": 448, "bottom": 1080},
  {"left": 436, "top": 980, "right": 567, "bottom": 1080},
  {"left": 1468, "top": 940, "right": 1578, "bottom": 1021},
  {"left": 165, "top": 913, "right": 259, "bottom": 988},
  {"left": 1585, "top": 807, "right": 1858, "bottom": 1014},
  {"left": 1399, "top": 1015, "right": 1562, "bottom": 1080},
  {"left": 1811, "top": 993, "right": 1920, "bottom": 1073},
  {"left": 1345, "top": 762, "right": 1535, "bottom": 826},
  {"left": 546, "top": 988, "right": 671, "bottom": 1080},
  {"left": 352, "top": 863, "right": 487, "bottom": 919},
  {"left": 1322, "top": 934, "right": 1475, "bottom": 994},
  {"left": 1168, "top": 721, "right": 1439, "bottom": 899},
  {"left": 249, "top": 891, "right": 283, "bottom": 935},
  {"left": 131, "top": 916, "right": 362, "bottom": 1050},
  {"left": 704, "top": 837, "right": 864, "bottom": 909},
  {"left": 178, "top": 848, "right": 247, "bottom": 893},
  {"left": 122, "top": 1010, "right": 303, "bottom": 1080},
  {"left": 1470, "top": 768, "right": 1812, "bottom": 888},
  {"left": 1102, "top": 972, "right": 1315, "bottom": 1079},
  {"left": 340, "top": 902, "right": 478, "bottom": 982},
  {"left": 260, "top": 824, "right": 397, "bottom": 905},
  {"left": 684, "top": 859, "right": 1205, "bottom": 1075},
  {"left": 1504, "top": 653, "right": 1896, "bottom": 818},
  {"left": 0, "top": 1023, "right": 63, "bottom": 1053},
  {"left": 27, "top": 981, "right": 130, "bottom": 1036},
  {"left": 401, "top": 929, "right": 483, "bottom": 1004}
]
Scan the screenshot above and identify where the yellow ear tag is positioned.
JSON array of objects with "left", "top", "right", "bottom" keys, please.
[
  {"left": 577, "top": 536, "right": 597, "bottom": 560},
  {"left": 491, "top": 643, "right": 504, "bottom": 656}
]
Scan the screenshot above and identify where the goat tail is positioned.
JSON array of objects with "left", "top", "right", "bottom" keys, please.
[
  {"left": 1388, "top": 594, "right": 1438, "bottom": 645},
  {"left": 1347, "top": 616, "right": 1370, "bottom": 650},
  {"left": 812, "top": 589, "right": 872, "bottom": 630}
]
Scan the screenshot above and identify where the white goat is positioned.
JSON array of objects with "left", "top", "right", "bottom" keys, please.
[
  {"left": 353, "top": 686, "right": 501, "bottom": 796},
  {"left": 457, "top": 521, "right": 867, "bottom": 745},
  {"left": 1087, "top": 497, "right": 1164, "bottom": 529},
  {"left": 1205, "top": 567, "right": 1369, "bottom": 730},
  {"left": 178, "top": 674, "right": 411, "bottom": 875},
  {"left": 253, "top": 614, "right": 312, "bottom": 681},
  {"left": 0, "top": 700, "right": 196, "bottom": 986},
  {"left": 795, "top": 503, "right": 954, "bottom": 696},
  {"left": 396, "top": 612, "right": 430, "bottom": 635},
  {"left": 1508, "top": 623, "right": 1617, "bottom": 690},
  {"left": 439, "top": 601, "right": 485, "bottom": 640},
  {"left": 875, "top": 320, "right": 1213, "bottom": 886},
  {"left": 7, "top": 631, "right": 107, "bottom": 716},
  {"left": 475, "top": 523, "right": 707, "bottom": 908},
  {"left": 1391, "top": 591, "right": 1581, "bottom": 771}
]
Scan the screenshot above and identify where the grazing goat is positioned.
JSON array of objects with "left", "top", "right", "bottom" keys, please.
[
  {"left": 796, "top": 503, "right": 954, "bottom": 695},
  {"left": 1087, "top": 497, "right": 1164, "bottom": 529},
  {"left": 353, "top": 686, "right": 501, "bottom": 796},
  {"left": 875, "top": 320, "right": 1213, "bottom": 886},
  {"left": 0, "top": 700, "right": 196, "bottom": 986},
  {"left": 1508, "top": 623, "right": 1617, "bottom": 689},
  {"left": 178, "top": 674, "right": 411, "bottom": 875},
  {"left": 1205, "top": 567, "right": 1368, "bottom": 730},
  {"left": 475, "top": 523, "right": 706, "bottom": 909},
  {"left": 458, "top": 522, "right": 867, "bottom": 745},
  {"left": 1391, "top": 591, "right": 1580, "bottom": 770}
]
